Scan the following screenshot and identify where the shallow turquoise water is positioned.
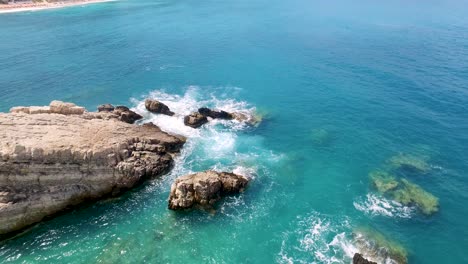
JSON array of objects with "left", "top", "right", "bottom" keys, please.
[{"left": 1, "top": 0, "right": 468, "bottom": 263}]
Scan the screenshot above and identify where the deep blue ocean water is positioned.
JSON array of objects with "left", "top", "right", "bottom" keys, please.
[{"left": 1, "top": 0, "right": 468, "bottom": 263}]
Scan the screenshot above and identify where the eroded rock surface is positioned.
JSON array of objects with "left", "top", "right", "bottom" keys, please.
[
  {"left": 0, "top": 101, "right": 185, "bottom": 236},
  {"left": 168, "top": 171, "right": 249, "bottom": 210},
  {"left": 183, "top": 112, "right": 208, "bottom": 128},
  {"left": 145, "top": 99, "right": 174, "bottom": 116}
]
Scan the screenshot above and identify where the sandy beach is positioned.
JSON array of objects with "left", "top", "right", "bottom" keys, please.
[{"left": 0, "top": 0, "right": 114, "bottom": 14}]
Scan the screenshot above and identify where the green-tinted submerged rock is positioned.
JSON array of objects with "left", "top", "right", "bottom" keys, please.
[
  {"left": 393, "top": 179, "right": 439, "bottom": 215},
  {"left": 354, "top": 227, "right": 408, "bottom": 264},
  {"left": 388, "top": 154, "right": 431, "bottom": 174},
  {"left": 369, "top": 171, "right": 399, "bottom": 193}
]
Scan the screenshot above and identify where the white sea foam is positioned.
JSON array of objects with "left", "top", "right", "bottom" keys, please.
[
  {"left": 131, "top": 86, "right": 257, "bottom": 137},
  {"left": 278, "top": 212, "right": 355, "bottom": 264},
  {"left": 277, "top": 211, "right": 408, "bottom": 264},
  {"left": 353, "top": 194, "right": 415, "bottom": 218}
]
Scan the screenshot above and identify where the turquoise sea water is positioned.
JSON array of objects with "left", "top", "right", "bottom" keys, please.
[{"left": 1, "top": 0, "right": 468, "bottom": 263}]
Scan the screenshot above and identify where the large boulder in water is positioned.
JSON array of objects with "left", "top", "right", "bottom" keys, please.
[
  {"left": 168, "top": 171, "right": 250, "bottom": 210},
  {"left": 145, "top": 99, "right": 174, "bottom": 116},
  {"left": 198, "top": 107, "right": 233, "bottom": 120},
  {"left": 353, "top": 253, "right": 377, "bottom": 264},
  {"left": 183, "top": 112, "right": 208, "bottom": 128}
]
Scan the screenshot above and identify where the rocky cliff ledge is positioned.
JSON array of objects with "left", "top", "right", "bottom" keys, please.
[{"left": 0, "top": 101, "right": 185, "bottom": 237}]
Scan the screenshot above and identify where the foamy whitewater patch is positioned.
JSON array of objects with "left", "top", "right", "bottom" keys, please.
[
  {"left": 278, "top": 212, "right": 356, "bottom": 264},
  {"left": 354, "top": 194, "right": 415, "bottom": 218},
  {"left": 131, "top": 86, "right": 257, "bottom": 137},
  {"left": 277, "top": 212, "right": 408, "bottom": 264}
]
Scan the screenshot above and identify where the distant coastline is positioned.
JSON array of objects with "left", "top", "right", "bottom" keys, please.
[{"left": 0, "top": 0, "right": 114, "bottom": 14}]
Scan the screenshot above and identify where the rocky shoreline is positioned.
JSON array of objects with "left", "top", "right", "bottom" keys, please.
[
  {"left": 0, "top": 100, "right": 255, "bottom": 238},
  {"left": 0, "top": 101, "right": 186, "bottom": 237}
]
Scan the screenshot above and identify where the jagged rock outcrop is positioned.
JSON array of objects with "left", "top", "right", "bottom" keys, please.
[
  {"left": 183, "top": 107, "right": 261, "bottom": 128},
  {"left": 112, "top": 106, "right": 143, "bottom": 124},
  {"left": 353, "top": 253, "right": 377, "bottom": 264},
  {"left": 183, "top": 112, "right": 208, "bottom": 128},
  {"left": 198, "top": 107, "right": 233, "bottom": 120},
  {"left": 0, "top": 101, "right": 185, "bottom": 236},
  {"left": 168, "top": 171, "right": 249, "bottom": 210},
  {"left": 145, "top": 99, "right": 174, "bottom": 116}
]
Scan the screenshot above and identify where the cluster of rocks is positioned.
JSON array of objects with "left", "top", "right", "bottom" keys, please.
[
  {"left": 0, "top": 99, "right": 252, "bottom": 237},
  {"left": 0, "top": 101, "right": 184, "bottom": 236},
  {"left": 144, "top": 99, "right": 259, "bottom": 128}
]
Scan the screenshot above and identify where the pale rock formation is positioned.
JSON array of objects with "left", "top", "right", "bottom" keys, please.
[
  {"left": 168, "top": 171, "right": 249, "bottom": 210},
  {"left": 0, "top": 101, "right": 185, "bottom": 236}
]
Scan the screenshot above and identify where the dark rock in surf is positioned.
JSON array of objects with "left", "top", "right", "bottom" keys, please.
[
  {"left": 353, "top": 253, "right": 377, "bottom": 264},
  {"left": 113, "top": 106, "right": 143, "bottom": 124},
  {"left": 168, "top": 171, "right": 249, "bottom": 210},
  {"left": 145, "top": 99, "right": 174, "bottom": 116},
  {"left": 183, "top": 112, "right": 208, "bottom": 128},
  {"left": 198, "top": 107, "right": 233, "bottom": 120}
]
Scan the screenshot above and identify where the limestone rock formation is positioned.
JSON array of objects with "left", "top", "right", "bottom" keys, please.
[
  {"left": 353, "top": 253, "right": 377, "bottom": 264},
  {"left": 168, "top": 171, "right": 249, "bottom": 210},
  {"left": 183, "top": 112, "right": 208, "bottom": 128},
  {"left": 145, "top": 99, "right": 174, "bottom": 116},
  {"left": 0, "top": 101, "right": 185, "bottom": 236},
  {"left": 10, "top": 100, "right": 85, "bottom": 115}
]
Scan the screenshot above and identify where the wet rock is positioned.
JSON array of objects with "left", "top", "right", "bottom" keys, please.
[
  {"left": 113, "top": 106, "right": 143, "bottom": 124},
  {"left": 231, "top": 112, "right": 261, "bottom": 126},
  {"left": 388, "top": 153, "right": 430, "bottom": 174},
  {"left": 354, "top": 228, "right": 408, "bottom": 264},
  {"left": 145, "top": 99, "right": 174, "bottom": 116},
  {"left": 198, "top": 107, "right": 233, "bottom": 120},
  {"left": 353, "top": 253, "right": 377, "bottom": 264},
  {"left": 168, "top": 171, "right": 249, "bottom": 210},
  {"left": 97, "top": 104, "right": 115, "bottom": 112},
  {"left": 183, "top": 112, "right": 208, "bottom": 128}
]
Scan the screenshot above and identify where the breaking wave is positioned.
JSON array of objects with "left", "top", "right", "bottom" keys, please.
[{"left": 354, "top": 194, "right": 415, "bottom": 218}]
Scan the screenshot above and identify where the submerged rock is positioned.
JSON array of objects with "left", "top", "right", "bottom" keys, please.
[
  {"left": 353, "top": 228, "right": 408, "bottom": 264},
  {"left": 369, "top": 171, "right": 399, "bottom": 193},
  {"left": 309, "top": 128, "right": 332, "bottom": 146},
  {"left": 168, "top": 171, "right": 249, "bottom": 210},
  {"left": 198, "top": 107, "right": 233, "bottom": 119},
  {"left": 0, "top": 101, "right": 185, "bottom": 236},
  {"left": 388, "top": 153, "right": 430, "bottom": 174},
  {"left": 353, "top": 253, "right": 377, "bottom": 264},
  {"left": 183, "top": 112, "right": 208, "bottom": 128},
  {"left": 145, "top": 99, "right": 174, "bottom": 116},
  {"left": 392, "top": 178, "right": 439, "bottom": 215}
]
